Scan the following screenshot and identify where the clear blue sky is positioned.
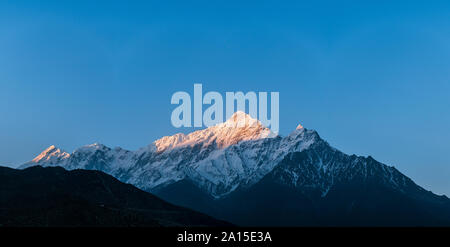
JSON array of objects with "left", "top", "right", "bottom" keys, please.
[{"left": 1, "top": 1, "right": 450, "bottom": 195}]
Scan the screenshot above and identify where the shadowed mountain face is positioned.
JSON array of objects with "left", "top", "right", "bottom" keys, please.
[
  {"left": 0, "top": 166, "right": 229, "bottom": 227},
  {"left": 156, "top": 141, "right": 450, "bottom": 226},
  {"left": 18, "top": 112, "right": 450, "bottom": 226}
]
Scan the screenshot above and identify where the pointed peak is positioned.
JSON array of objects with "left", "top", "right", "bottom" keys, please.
[
  {"left": 40, "top": 145, "right": 66, "bottom": 156},
  {"left": 288, "top": 123, "right": 308, "bottom": 137},
  {"left": 229, "top": 111, "right": 253, "bottom": 120},
  {"left": 31, "top": 145, "right": 69, "bottom": 163},
  {"left": 44, "top": 145, "right": 58, "bottom": 152},
  {"left": 207, "top": 111, "right": 273, "bottom": 148},
  {"left": 223, "top": 111, "right": 260, "bottom": 128},
  {"left": 153, "top": 111, "right": 274, "bottom": 152}
]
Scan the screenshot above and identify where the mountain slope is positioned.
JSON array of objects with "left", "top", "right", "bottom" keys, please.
[
  {"left": 153, "top": 132, "right": 450, "bottom": 226},
  {"left": 0, "top": 166, "right": 229, "bottom": 227},
  {"left": 18, "top": 112, "right": 450, "bottom": 226},
  {"left": 19, "top": 111, "right": 318, "bottom": 198},
  {"left": 207, "top": 141, "right": 450, "bottom": 226}
]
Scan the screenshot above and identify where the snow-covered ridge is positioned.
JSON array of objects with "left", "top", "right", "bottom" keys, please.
[
  {"left": 154, "top": 111, "right": 274, "bottom": 152},
  {"left": 31, "top": 145, "right": 70, "bottom": 163},
  {"left": 19, "top": 112, "right": 320, "bottom": 197},
  {"left": 21, "top": 145, "right": 70, "bottom": 169}
]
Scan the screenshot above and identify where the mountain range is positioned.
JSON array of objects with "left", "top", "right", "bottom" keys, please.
[{"left": 18, "top": 111, "right": 450, "bottom": 226}]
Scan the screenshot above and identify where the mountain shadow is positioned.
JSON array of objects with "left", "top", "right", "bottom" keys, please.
[{"left": 0, "top": 166, "right": 230, "bottom": 227}]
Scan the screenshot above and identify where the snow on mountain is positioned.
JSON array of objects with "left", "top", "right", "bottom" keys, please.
[
  {"left": 268, "top": 141, "right": 413, "bottom": 198},
  {"left": 63, "top": 143, "right": 135, "bottom": 174},
  {"left": 126, "top": 111, "right": 317, "bottom": 197},
  {"left": 19, "top": 143, "right": 135, "bottom": 175},
  {"left": 154, "top": 111, "right": 274, "bottom": 152},
  {"left": 18, "top": 111, "right": 373, "bottom": 198},
  {"left": 20, "top": 145, "right": 70, "bottom": 169}
]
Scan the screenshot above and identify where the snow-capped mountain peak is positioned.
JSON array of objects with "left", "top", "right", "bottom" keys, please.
[
  {"left": 19, "top": 145, "right": 70, "bottom": 169},
  {"left": 154, "top": 111, "right": 274, "bottom": 152},
  {"left": 31, "top": 145, "right": 70, "bottom": 163},
  {"left": 222, "top": 111, "right": 260, "bottom": 128}
]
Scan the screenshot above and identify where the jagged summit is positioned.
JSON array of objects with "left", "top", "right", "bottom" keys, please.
[
  {"left": 154, "top": 111, "right": 274, "bottom": 152},
  {"left": 45, "top": 145, "right": 57, "bottom": 152},
  {"left": 19, "top": 145, "right": 70, "bottom": 169},
  {"left": 222, "top": 111, "right": 260, "bottom": 128},
  {"left": 31, "top": 145, "right": 69, "bottom": 163}
]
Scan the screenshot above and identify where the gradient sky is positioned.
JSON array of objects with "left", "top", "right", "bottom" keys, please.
[{"left": 1, "top": 1, "right": 450, "bottom": 195}]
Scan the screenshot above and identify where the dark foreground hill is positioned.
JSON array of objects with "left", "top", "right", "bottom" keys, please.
[{"left": 0, "top": 166, "right": 229, "bottom": 227}]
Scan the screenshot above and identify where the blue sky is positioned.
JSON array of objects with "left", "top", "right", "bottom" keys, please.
[{"left": 1, "top": 0, "right": 450, "bottom": 195}]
